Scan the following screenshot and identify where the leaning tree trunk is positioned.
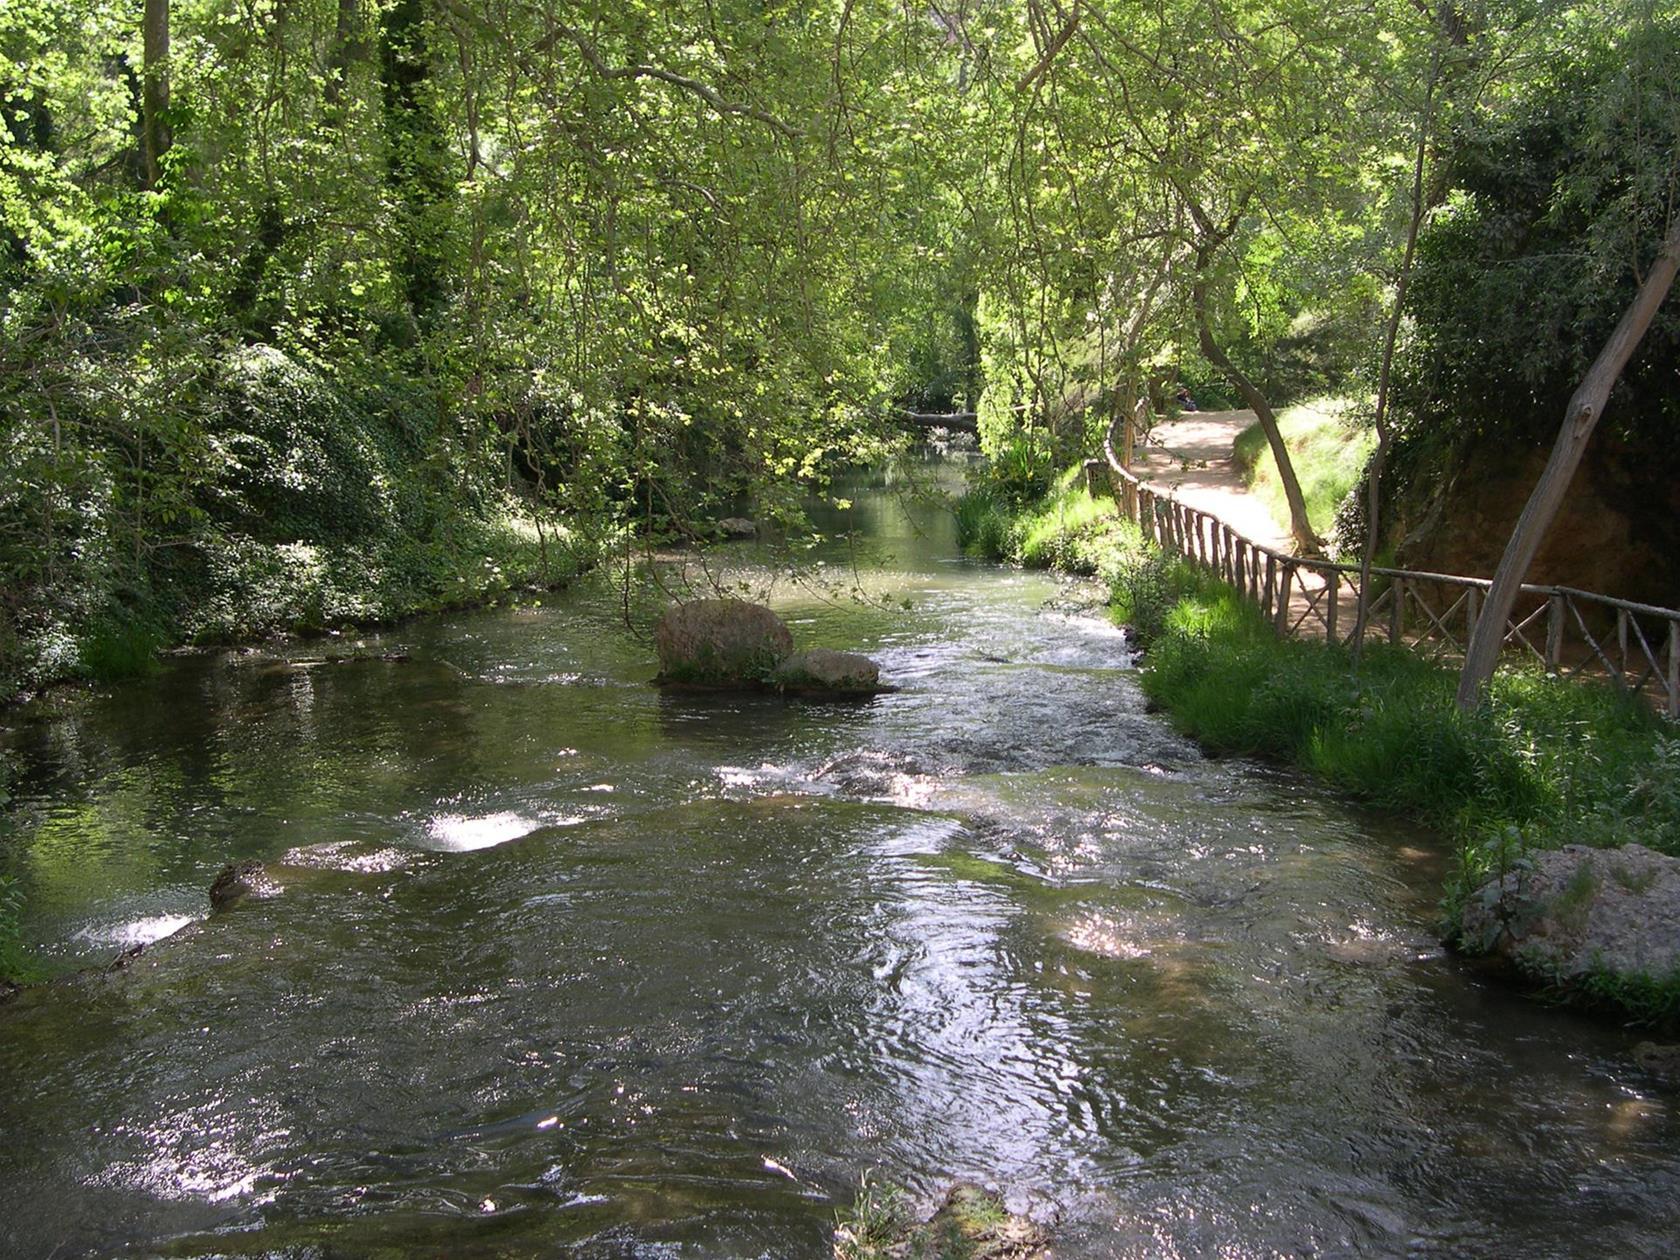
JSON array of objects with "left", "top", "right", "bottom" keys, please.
[
  {"left": 1455, "top": 214, "right": 1680, "bottom": 708},
  {"left": 1191, "top": 249, "right": 1320, "bottom": 553},
  {"left": 141, "top": 0, "right": 169, "bottom": 188}
]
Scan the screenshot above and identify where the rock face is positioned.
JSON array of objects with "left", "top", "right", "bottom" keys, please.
[
  {"left": 1389, "top": 436, "right": 1680, "bottom": 608},
  {"left": 1457, "top": 844, "right": 1680, "bottom": 988},
  {"left": 653, "top": 599, "right": 795, "bottom": 685},
  {"left": 773, "top": 647, "right": 883, "bottom": 696},
  {"left": 209, "top": 859, "right": 277, "bottom": 911}
]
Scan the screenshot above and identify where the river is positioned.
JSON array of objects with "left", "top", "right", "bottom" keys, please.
[{"left": 1, "top": 459, "right": 1676, "bottom": 1258}]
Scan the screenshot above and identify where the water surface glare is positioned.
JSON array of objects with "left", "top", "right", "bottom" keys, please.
[{"left": 2, "top": 461, "right": 1677, "bottom": 1258}]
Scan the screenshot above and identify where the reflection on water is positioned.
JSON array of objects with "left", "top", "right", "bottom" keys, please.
[{"left": 2, "top": 459, "right": 1679, "bottom": 1258}]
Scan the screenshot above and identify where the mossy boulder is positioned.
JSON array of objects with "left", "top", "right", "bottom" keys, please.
[
  {"left": 772, "top": 647, "right": 885, "bottom": 697},
  {"left": 1456, "top": 843, "right": 1680, "bottom": 1019},
  {"left": 654, "top": 599, "right": 795, "bottom": 686},
  {"left": 716, "top": 517, "right": 759, "bottom": 540}
]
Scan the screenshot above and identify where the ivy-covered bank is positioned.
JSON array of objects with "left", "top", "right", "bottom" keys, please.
[
  {"left": 957, "top": 477, "right": 1680, "bottom": 1025},
  {"left": 1, "top": 346, "right": 603, "bottom": 701}
]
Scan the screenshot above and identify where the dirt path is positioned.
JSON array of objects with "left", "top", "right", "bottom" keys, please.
[{"left": 1129, "top": 409, "right": 1291, "bottom": 552}]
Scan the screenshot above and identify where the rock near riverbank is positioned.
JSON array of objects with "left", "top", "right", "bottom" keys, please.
[{"left": 1457, "top": 843, "right": 1680, "bottom": 1016}]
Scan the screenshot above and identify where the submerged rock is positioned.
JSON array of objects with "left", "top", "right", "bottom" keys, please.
[
  {"left": 209, "top": 859, "right": 278, "bottom": 911},
  {"left": 653, "top": 599, "right": 794, "bottom": 686},
  {"left": 1456, "top": 843, "right": 1680, "bottom": 1002},
  {"left": 772, "top": 647, "right": 887, "bottom": 697},
  {"left": 1633, "top": 1041, "right": 1680, "bottom": 1087}
]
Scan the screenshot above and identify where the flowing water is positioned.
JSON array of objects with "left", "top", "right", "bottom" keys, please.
[{"left": 2, "top": 460, "right": 1677, "bottom": 1258}]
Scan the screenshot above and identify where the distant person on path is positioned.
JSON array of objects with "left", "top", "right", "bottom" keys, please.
[{"left": 1175, "top": 385, "right": 1199, "bottom": 412}]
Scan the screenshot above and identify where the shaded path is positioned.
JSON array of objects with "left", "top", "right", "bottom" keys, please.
[{"left": 1129, "top": 409, "right": 1290, "bottom": 553}]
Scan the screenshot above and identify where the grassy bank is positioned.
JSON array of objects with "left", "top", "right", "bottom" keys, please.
[
  {"left": 1135, "top": 568, "right": 1680, "bottom": 1020},
  {"left": 957, "top": 469, "right": 1680, "bottom": 1022},
  {"left": 955, "top": 464, "right": 1147, "bottom": 578},
  {"left": 1232, "top": 398, "right": 1373, "bottom": 540}
]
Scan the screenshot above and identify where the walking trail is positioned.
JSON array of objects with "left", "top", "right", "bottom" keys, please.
[{"left": 1129, "top": 408, "right": 1292, "bottom": 553}]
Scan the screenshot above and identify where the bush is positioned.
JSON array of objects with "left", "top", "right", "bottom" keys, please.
[{"left": 956, "top": 463, "right": 1152, "bottom": 584}]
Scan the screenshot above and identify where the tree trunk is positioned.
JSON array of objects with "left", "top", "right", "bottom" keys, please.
[
  {"left": 1353, "top": 68, "right": 1435, "bottom": 667},
  {"left": 1190, "top": 247, "right": 1319, "bottom": 553},
  {"left": 141, "top": 0, "right": 170, "bottom": 189},
  {"left": 380, "top": 0, "right": 450, "bottom": 325},
  {"left": 1455, "top": 213, "right": 1680, "bottom": 707},
  {"left": 325, "top": 0, "right": 360, "bottom": 118}
]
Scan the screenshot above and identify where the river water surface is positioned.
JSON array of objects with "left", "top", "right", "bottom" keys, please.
[{"left": 2, "top": 461, "right": 1677, "bottom": 1258}]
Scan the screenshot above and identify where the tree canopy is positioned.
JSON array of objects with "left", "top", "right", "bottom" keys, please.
[{"left": 2, "top": 0, "right": 1674, "bottom": 692}]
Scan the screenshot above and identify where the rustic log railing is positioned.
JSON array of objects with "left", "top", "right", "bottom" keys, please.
[{"left": 1092, "top": 434, "right": 1680, "bottom": 719}]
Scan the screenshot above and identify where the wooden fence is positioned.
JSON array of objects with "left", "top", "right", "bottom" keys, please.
[{"left": 1093, "top": 434, "right": 1680, "bottom": 719}]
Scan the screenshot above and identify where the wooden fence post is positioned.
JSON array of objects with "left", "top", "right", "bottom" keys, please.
[
  {"left": 1083, "top": 458, "right": 1109, "bottom": 499},
  {"left": 1668, "top": 619, "right": 1679, "bottom": 718},
  {"left": 1276, "top": 563, "right": 1294, "bottom": 634},
  {"left": 1466, "top": 586, "right": 1480, "bottom": 649},
  {"left": 1545, "top": 592, "right": 1565, "bottom": 674},
  {"left": 1138, "top": 487, "right": 1152, "bottom": 537},
  {"left": 1389, "top": 576, "right": 1404, "bottom": 645},
  {"left": 1263, "top": 554, "right": 1277, "bottom": 618},
  {"left": 1326, "top": 569, "right": 1340, "bottom": 644}
]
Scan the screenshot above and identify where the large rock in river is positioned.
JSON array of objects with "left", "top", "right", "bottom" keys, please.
[
  {"left": 654, "top": 599, "right": 794, "bottom": 685},
  {"left": 1457, "top": 843, "right": 1680, "bottom": 993}
]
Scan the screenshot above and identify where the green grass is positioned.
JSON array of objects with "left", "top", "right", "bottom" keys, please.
[
  {"left": 955, "top": 463, "right": 1150, "bottom": 581},
  {"left": 1233, "top": 397, "right": 1373, "bottom": 539},
  {"left": 1133, "top": 566, "right": 1680, "bottom": 1022},
  {"left": 834, "top": 1179, "right": 1045, "bottom": 1260}
]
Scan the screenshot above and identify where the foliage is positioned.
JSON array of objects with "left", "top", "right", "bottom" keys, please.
[
  {"left": 1232, "top": 399, "right": 1374, "bottom": 544},
  {"left": 956, "top": 465, "right": 1152, "bottom": 582},
  {"left": 6, "top": 0, "right": 1668, "bottom": 700},
  {"left": 0, "top": 0, "right": 973, "bottom": 696},
  {"left": 1388, "top": 12, "right": 1680, "bottom": 517}
]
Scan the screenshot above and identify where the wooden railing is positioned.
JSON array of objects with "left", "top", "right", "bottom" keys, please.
[{"left": 1093, "top": 434, "right": 1680, "bottom": 719}]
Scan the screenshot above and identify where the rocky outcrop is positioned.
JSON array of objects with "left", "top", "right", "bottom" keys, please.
[
  {"left": 209, "top": 859, "right": 278, "bottom": 911},
  {"left": 716, "top": 517, "right": 758, "bottom": 541},
  {"left": 772, "top": 648, "right": 884, "bottom": 696},
  {"left": 654, "top": 599, "right": 795, "bottom": 686},
  {"left": 1456, "top": 844, "right": 1680, "bottom": 998},
  {"left": 1387, "top": 435, "right": 1680, "bottom": 608}
]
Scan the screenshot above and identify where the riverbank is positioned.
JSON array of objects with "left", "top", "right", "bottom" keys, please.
[
  {"left": 1, "top": 507, "right": 601, "bottom": 703},
  {"left": 957, "top": 476, "right": 1680, "bottom": 1025}
]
